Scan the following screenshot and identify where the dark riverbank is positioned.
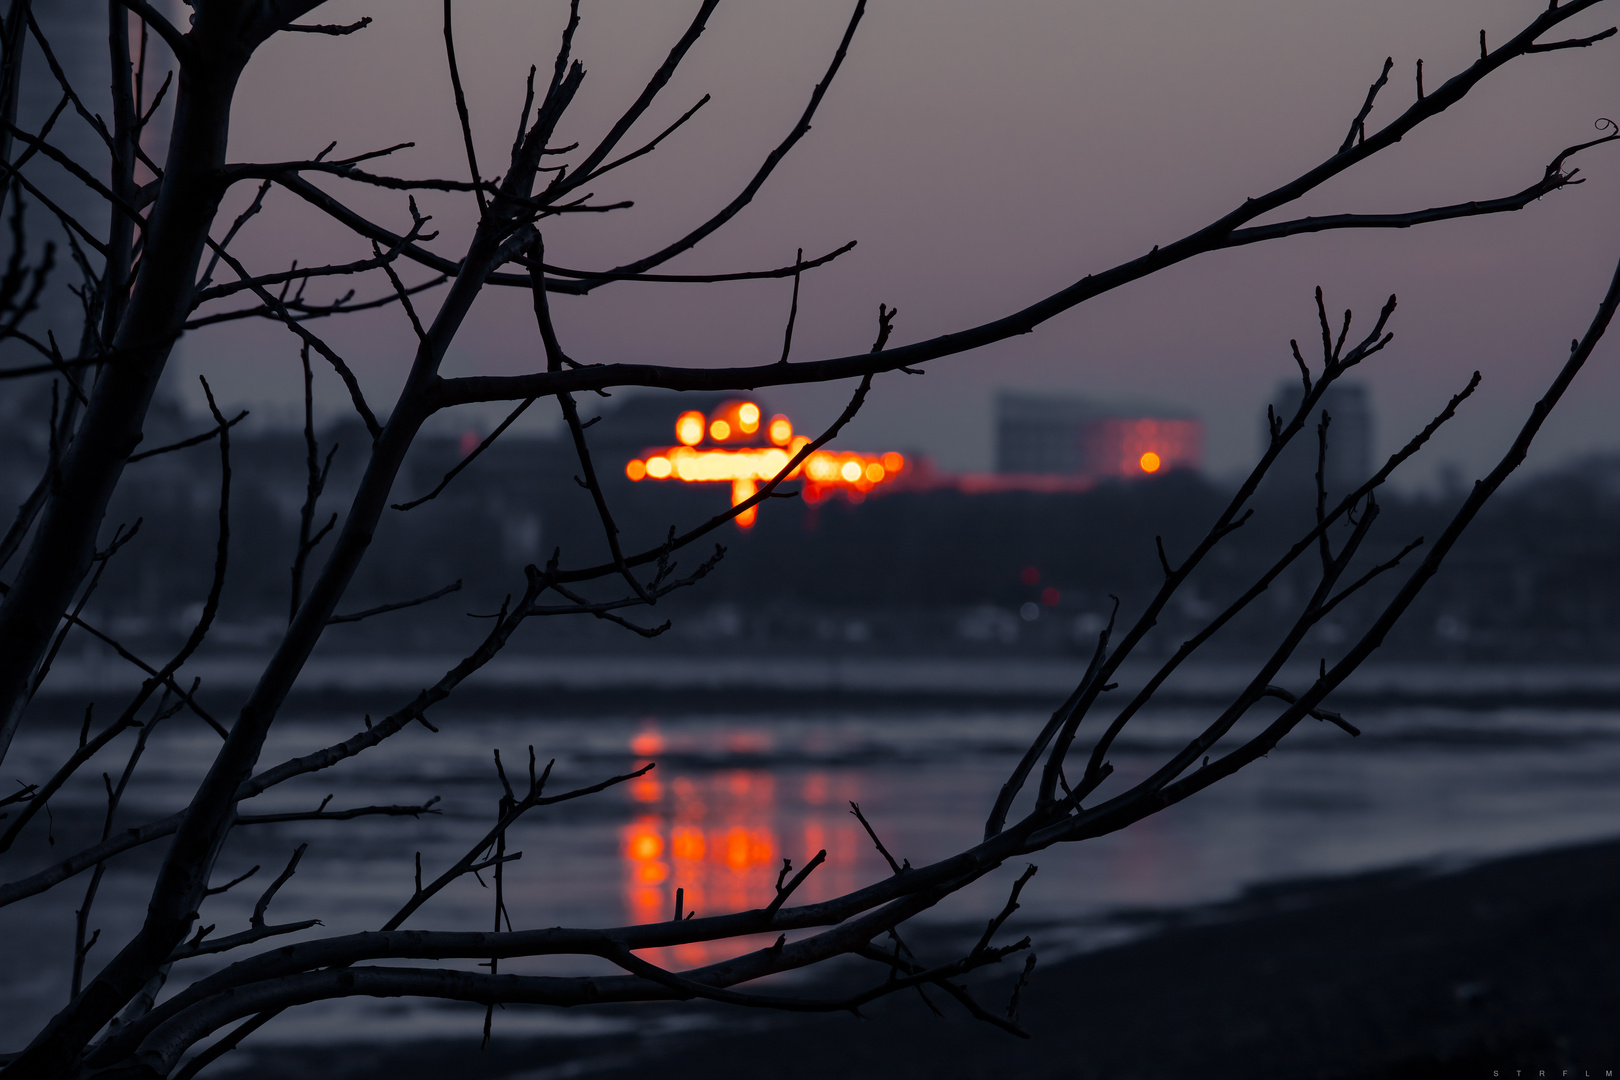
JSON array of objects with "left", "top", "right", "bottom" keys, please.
[{"left": 224, "top": 837, "right": 1617, "bottom": 1080}]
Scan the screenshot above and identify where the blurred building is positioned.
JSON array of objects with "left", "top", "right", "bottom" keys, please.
[
  {"left": 994, "top": 391, "right": 1202, "bottom": 482},
  {"left": 1261, "top": 380, "right": 1374, "bottom": 495}
]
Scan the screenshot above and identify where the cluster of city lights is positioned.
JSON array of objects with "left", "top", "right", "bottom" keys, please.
[{"left": 625, "top": 401, "right": 905, "bottom": 527}]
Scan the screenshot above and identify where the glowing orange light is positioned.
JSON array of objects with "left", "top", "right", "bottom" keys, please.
[
  {"left": 630, "top": 775, "right": 663, "bottom": 803},
  {"left": 1139, "top": 451, "right": 1162, "bottom": 473},
  {"left": 630, "top": 886, "right": 663, "bottom": 924},
  {"left": 676, "top": 411, "right": 706, "bottom": 446},
  {"left": 671, "top": 827, "right": 706, "bottom": 860},
  {"left": 720, "top": 826, "right": 774, "bottom": 872},
  {"left": 637, "top": 860, "right": 669, "bottom": 884},
  {"left": 732, "top": 477, "right": 758, "bottom": 528},
  {"left": 724, "top": 829, "right": 752, "bottom": 871},
  {"left": 630, "top": 729, "right": 665, "bottom": 756},
  {"left": 628, "top": 831, "right": 664, "bottom": 861},
  {"left": 632, "top": 411, "right": 902, "bottom": 526}
]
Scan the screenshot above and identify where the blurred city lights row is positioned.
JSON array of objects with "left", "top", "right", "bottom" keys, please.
[{"left": 627, "top": 402, "right": 906, "bottom": 527}]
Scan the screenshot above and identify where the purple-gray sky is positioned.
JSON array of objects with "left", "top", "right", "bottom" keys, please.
[{"left": 178, "top": 0, "right": 1620, "bottom": 485}]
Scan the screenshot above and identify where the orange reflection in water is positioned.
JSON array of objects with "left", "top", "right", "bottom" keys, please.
[{"left": 622, "top": 740, "right": 864, "bottom": 968}]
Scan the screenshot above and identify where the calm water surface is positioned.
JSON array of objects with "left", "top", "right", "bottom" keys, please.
[{"left": 3, "top": 693, "right": 1616, "bottom": 1046}]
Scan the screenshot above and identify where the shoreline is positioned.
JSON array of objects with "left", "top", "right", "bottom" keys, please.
[
  {"left": 222, "top": 837, "right": 1618, "bottom": 1080},
  {"left": 30, "top": 656, "right": 1620, "bottom": 716}
]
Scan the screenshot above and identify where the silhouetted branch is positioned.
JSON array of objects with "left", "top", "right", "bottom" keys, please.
[
  {"left": 442, "top": 0, "right": 486, "bottom": 214},
  {"left": 1524, "top": 24, "right": 1616, "bottom": 51},
  {"left": 4, "top": 3, "right": 1616, "bottom": 1072},
  {"left": 204, "top": 236, "right": 382, "bottom": 438},
  {"left": 849, "top": 801, "right": 906, "bottom": 874},
  {"left": 382, "top": 762, "right": 649, "bottom": 931},
  {"left": 391, "top": 399, "right": 535, "bottom": 511},
  {"left": 184, "top": 274, "right": 448, "bottom": 330},
  {"left": 555, "top": 0, "right": 719, "bottom": 192},
  {"left": 1340, "top": 56, "right": 1393, "bottom": 153},
  {"left": 111, "top": 0, "right": 186, "bottom": 57},
  {"left": 582, "top": 0, "right": 867, "bottom": 279},
  {"left": 327, "top": 580, "right": 463, "bottom": 624},
  {"left": 285, "top": 17, "right": 373, "bottom": 37},
  {"left": 126, "top": 410, "right": 247, "bottom": 462},
  {"left": 166, "top": 919, "right": 321, "bottom": 963},
  {"left": 195, "top": 217, "right": 434, "bottom": 302}
]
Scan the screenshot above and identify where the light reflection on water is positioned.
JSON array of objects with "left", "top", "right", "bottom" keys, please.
[
  {"left": 618, "top": 723, "right": 869, "bottom": 969},
  {"left": 1, "top": 700, "right": 1616, "bottom": 1045}
]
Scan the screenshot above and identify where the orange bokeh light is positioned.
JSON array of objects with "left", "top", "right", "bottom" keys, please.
[
  {"left": 670, "top": 827, "right": 706, "bottom": 860},
  {"left": 630, "top": 775, "right": 663, "bottom": 803},
  {"left": 881, "top": 451, "right": 904, "bottom": 473},
  {"left": 627, "top": 830, "right": 664, "bottom": 862},
  {"left": 629, "top": 730, "right": 665, "bottom": 756},
  {"left": 732, "top": 477, "right": 758, "bottom": 528},
  {"left": 625, "top": 459, "right": 647, "bottom": 481},
  {"left": 768, "top": 416, "right": 793, "bottom": 445},
  {"left": 675, "top": 411, "right": 706, "bottom": 446},
  {"left": 737, "top": 402, "right": 761, "bottom": 432},
  {"left": 645, "top": 456, "right": 672, "bottom": 479},
  {"left": 722, "top": 827, "right": 774, "bottom": 871},
  {"left": 1139, "top": 451, "right": 1162, "bottom": 473}
]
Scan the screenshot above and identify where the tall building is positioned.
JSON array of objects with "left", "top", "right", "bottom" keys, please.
[
  {"left": 1260, "top": 379, "right": 1374, "bottom": 494},
  {"left": 994, "top": 391, "right": 1202, "bottom": 480}
]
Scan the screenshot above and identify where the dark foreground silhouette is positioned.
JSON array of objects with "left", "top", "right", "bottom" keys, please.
[{"left": 227, "top": 837, "right": 1617, "bottom": 1080}]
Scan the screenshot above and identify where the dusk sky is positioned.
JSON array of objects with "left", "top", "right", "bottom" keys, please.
[{"left": 178, "top": 0, "right": 1619, "bottom": 486}]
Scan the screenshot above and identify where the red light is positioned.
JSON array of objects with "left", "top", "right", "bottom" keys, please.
[
  {"left": 1041, "top": 587, "right": 1061, "bottom": 607},
  {"left": 1020, "top": 566, "right": 1040, "bottom": 586}
]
